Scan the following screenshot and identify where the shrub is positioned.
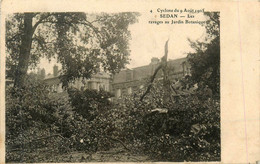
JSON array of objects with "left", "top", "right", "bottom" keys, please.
[
  {"left": 66, "top": 88, "right": 118, "bottom": 151},
  {"left": 6, "top": 77, "right": 56, "bottom": 144},
  {"left": 6, "top": 77, "right": 119, "bottom": 162},
  {"left": 67, "top": 88, "right": 113, "bottom": 120},
  {"left": 113, "top": 79, "right": 220, "bottom": 161},
  {"left": 6, "top": 76, "right": 72, "bottom": 162}
]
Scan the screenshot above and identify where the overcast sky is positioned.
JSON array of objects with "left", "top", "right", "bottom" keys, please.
[{"left": 38, "top": 12, "right": 206, "bottom": 74}]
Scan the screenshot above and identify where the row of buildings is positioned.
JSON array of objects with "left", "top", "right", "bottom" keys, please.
[{"left": 43, "top": 57, "right": 191, "bottom": 98}]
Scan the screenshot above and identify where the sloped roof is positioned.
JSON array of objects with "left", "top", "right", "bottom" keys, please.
[
  {"left": 113, "top": 57, "right": 188, "bottom": 84},
  {"left": 43, "top": 72, "right": 111, "bottom": 86}
]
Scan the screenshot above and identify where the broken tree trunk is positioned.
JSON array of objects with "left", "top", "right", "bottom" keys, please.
[
  {"left": 140, "top": 39, "right": 176, "bottom": 103},
  {"left": 161, "top": 39, "right": 173, "bottom": 105}
]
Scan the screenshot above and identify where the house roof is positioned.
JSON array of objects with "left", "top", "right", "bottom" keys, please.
[
  {"left": 43, "top": 72, "right": 111, "bottom": 85},
  {"left": 113, "top": 57, "right": 188, "bottom": 84}
]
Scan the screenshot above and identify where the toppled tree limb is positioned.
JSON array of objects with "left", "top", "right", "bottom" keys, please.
[
  {"left": 103, "top": 135, "right": 131, "bottom": 152},
  {"left": 31, "top": 134, "right": 66, "bottom": 142},
  {"left": 127, "top": 156, "right": 143, "bottom": 162},
  {"left": 170, "top": 83, "right": 178, "bottom": 94},
  {"left": 140, "top": 64, "right": 162, "bottom": 101},
  {"left": 97, "top": 149, "right": 125, "bottom": 154},
  {"left": 140, "top": 39, "right": 171, "bottom": 102}
]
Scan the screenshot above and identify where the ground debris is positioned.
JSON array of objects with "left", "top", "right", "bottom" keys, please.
[{"left": 41, "top": 145, "right": 150, "bottom": 162}]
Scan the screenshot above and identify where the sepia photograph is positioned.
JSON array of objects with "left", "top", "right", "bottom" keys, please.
[
  {"left": 1, "top": 0, "right": 260, "bottom": 163},
  {"left": 4, "top": 11, "right": 221, "bottom": 162},
  {"left": 4, "top": 10, "right": 221, "bottom": 162}
]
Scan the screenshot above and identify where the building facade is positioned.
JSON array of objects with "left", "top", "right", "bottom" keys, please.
[
  {"left": 43, "top": 67, "right": 111, "bottom": 93},
  {"left": 43, "top": 57, "right": 190, "bottom": 98},
  {"left": 112, "top": 57, "right": 191, "bottom": 98}
]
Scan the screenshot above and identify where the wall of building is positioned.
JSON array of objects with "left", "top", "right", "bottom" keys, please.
[
  {"left": 43, "top": 57, "right": 191, "bottom": 99},
  {"left": 112, "top": 57, "right": 191, "bottom": 98},
  {"left": 44, "top": 71, "right": 111, "bottom": 93}
]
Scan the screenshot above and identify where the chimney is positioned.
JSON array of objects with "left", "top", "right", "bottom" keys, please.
[
  {"left": 40, "top": 68, "right": 46, "bottom": 79},
  {"left": 150, "top": 57, "right": 160, "bottom": 65},
  {"left": 53, "top": 65, "right": 58, "bottom": 77},
  {"left": 37, "top": 67, "right": 41, "bottom": 75}
]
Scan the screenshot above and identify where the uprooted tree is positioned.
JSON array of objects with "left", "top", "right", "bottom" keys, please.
[{"left": 6, "top": 12, "right": 139, "bottom": 88}]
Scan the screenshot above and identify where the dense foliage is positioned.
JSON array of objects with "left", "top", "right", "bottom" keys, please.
[
  {"left": 112, "top": 79, "right": 220, "bottom": 161},
  {"left": 6, "top": 12, "right": 220, "bottom": 162},
  {"left": 6, "top": 77, "right": 119, "bottom": 162},
  {"left": 6, "top": 77, "right": 66, "bottom": 162},
  {"left": 6, "top": 77, "right": 220, "bottom": 162},
  {"left": 6, "top": 12, "right": 139, "bottom": 88},
  {"left": 67, "top": 88, "right": 113, "bottom": 120},
  {"left": 104, "top": 12, "right": 221, "bottom": 161},
  {"left": 187, "top": 12, "right": 220, "bottom": 97}
]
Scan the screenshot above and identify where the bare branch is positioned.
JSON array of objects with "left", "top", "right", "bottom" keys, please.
[
  {"left": 6, "top": 32, "right": 22, "bottom": 43},
  {"left": 90, "top": 17, "right": 106, "bottom": 24},
  {"left": 103, "top": 135, "right": 131, "bottom": 152},
  {"left": 32, "top": 35, "right": 50, "bottom": 51},
  {"left": 32, "top": 13, "right": 52, "bottom": 33}
]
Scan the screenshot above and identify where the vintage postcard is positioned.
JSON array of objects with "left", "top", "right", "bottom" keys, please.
[{"left": 0, "top": 0, "right": 259, "bottom": 163}]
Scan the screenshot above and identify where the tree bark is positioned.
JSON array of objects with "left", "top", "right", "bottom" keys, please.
[
  {"left": 14, "top": 13, "right": 34, "bottom": 88},
  {"left": 140, "top": 40, "right": 173, "bottom": 102},
  {"left": 161, "top": 40, "right": 172, "bottom": 104}
]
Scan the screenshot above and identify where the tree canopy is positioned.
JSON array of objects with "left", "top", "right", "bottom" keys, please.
[
  {"left": 6, "top": 12, "right": 139, "bottom": 88},
  {"left": 187, "top": 12, "right": 220, "bottom": 97}
]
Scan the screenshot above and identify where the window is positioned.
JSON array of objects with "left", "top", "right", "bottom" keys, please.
[
  {"left": 127, "top": 87, "right": 132, "bottom": 94},
  {"left": 57, "top": 83, "right": 63, "bottom": 93},
  {"left": 53, "top": 85, "right": 57, "bottom": 93},
  {"left": 97, "top": 83, "right": 100, "bottom": 91},
  {"left": 187, "top": 67, "right": 191, "bottom": 75},
  {"left": 103, "top": 84, "right": 107, "bottom": 91},
  {"left": 126, "top": 71, "right": 132, "bottom": 81},
  {"left": 99, "top": 84, "right": 106, "bottom": 91},
  {"left": 88, "top": 82, "right": 97, "bottom": 90},
  {"left": 88, "top": 82, "right": 92, "bottom": 89},
  {"left": 116, "top": 89, "right": 121, "bottom": 98}
]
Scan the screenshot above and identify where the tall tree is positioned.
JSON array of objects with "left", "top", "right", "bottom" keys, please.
[
  {"left": 6, "top": 12, "right": 139, "bottom": 88},
  {"left": 187, "top": 12, "right": 220, "bottom": 97}
]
